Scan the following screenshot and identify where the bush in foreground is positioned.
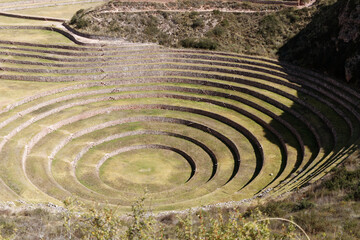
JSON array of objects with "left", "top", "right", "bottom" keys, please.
[{"left": 59, "top": 197, "right": 305, "bottom": 240}]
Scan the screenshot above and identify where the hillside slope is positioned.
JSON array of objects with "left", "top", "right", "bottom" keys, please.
[
  {"left": 69, "top": 0, "right": 359, "bottom": 85},
  {"left": 68, "top": 1, "right": 314, "bottom": 57}
]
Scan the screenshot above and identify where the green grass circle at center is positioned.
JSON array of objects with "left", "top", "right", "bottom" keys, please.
[{"left": 99, "top": 148, "right": 192, "bottom": 193}]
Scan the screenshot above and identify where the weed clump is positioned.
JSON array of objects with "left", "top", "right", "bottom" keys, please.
[
  {"left": 70, "top": 9, "right": 89, "bottom": 29},
  {"left": 180, "top": 38, "right": 217, "bottom": 50}
]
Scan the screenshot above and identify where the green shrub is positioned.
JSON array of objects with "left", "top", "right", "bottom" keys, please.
[
  {"left": 212, "top": 9, "right": 221, "bottom": 15},
  {"left": 295, "top": 199, "right": 315, "bottom": 211},
  {"left": 109, "top": 21, "right": 120, "bottom": 32},
  {"left": 144, "top": 25, "right": 159, "bottom": 36},
  {"left": 211, "top": 25, "right": 226, "bottom": 36},
  {"left": 285, "top": 10, "right": 300, "bottom": 23},
  {"left": 189, "top": 11, "right": 198, "bottom": 19},
  {"left": 220, "top": 19, "right": 230, "bottom": 27},
  {"left": 158, "top": 32, "right": 170, "bottom": 45},
  {"left": 256, "top": 200, "right": 294, "bottom": 217},
  {"left": 75, "top": 18, "right": 89, "bottom": 29},
  {"left": 259, "top": 15, "right": 280, "bottom": 35},
  {"left": 353, "top": 187, "right": 360, "bottom": 201},
  {"left": 147, "top": 15, "right": 159, "bottom": 26},
  {"left": 180, "top": 38, "right": 217, "bottom": 50},
  {"left": 191, "top": 18, "right": 204, "bottom": 29},
  {"left": 69, "top": 16, "right": 77, "bottom": 25},
  {"left": 196, "top": 38, "right": 217, "bottom": 50},
  {"left": 143, "top": 15, "right": 160, "bottom": 37},
  {"left": 157, "top": 10, "right": 168, "bottom": 19},
  {"left": 180, "top": 38, "right": 196, "bottom": 48},
  {"left": 70, "top": 9, "right": 84, "bottom": 24},
  {"left": 69, "top": 9, "right": 89, "bottom": 29}
]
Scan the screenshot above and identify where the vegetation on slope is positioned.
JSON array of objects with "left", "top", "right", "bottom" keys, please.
[
  {"left": 0, "top": 198, "right": 304, "bottom": 239},
  {"left": 69, "top": 0, "right": 359, "bottom": 85},
  {"left": 69, "top": 1, "right": 313, "bottom": 56}
]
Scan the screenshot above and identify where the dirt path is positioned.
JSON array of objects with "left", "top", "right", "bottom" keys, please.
[
  {"left": 97, "top": 8, "right": 278, "bottom": 14},
  {"left": 96, "top": 1, "right": 317, "bottom": 14},
  {"left": 298, "top": 0, "right": 317, "bottom": 8}
]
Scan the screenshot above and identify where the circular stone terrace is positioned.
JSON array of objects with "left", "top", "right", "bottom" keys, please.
[{"left": 0, "top": 0, "right": 358, "bottom": 212}]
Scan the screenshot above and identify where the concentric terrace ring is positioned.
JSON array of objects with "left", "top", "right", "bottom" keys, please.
[{"left": 0, "top": 27, "right": 359, "bottom": 211}]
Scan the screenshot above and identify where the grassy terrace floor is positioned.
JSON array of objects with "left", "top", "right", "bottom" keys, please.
[
  {"left": 6, "top": 3, "right": 106, "bottom": 19},
  {"left": 0, "top": 0, "right": 104, "bottom": 18}
]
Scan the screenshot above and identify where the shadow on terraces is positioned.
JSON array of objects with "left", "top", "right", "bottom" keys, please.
[{"left": 263, "top": 0, "right": 360, "bottom": 189}]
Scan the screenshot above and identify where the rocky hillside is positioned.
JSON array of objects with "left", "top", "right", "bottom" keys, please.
[
  {"left": 69, "top": 0, "right": 359, "bottom": 86},
  {"left": 68, "top": 1, "right": 314, "bottom": 57},
  {"left": 278, "top": 0, "right": 360, "bottom": 85}
]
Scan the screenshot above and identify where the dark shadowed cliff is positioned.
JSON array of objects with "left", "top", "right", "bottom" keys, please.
[{"left": 278, "top": 0, "right": 360, "bottom": 86}]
